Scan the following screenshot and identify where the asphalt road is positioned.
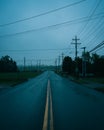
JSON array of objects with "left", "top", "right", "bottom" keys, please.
[
  {"left": 0, "top": 71, "right": 48, "bottom": 130},
  {"left": 49, "top": 71, "right": 104, "bottom": 130},
  {"left": 0, "top": 71, "right": 104, "bottom": 130}
]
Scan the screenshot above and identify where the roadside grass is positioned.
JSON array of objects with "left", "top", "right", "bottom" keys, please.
[
  {"left": 94, "top": 87, "right": 104, "bottom": 93},
  {"left": 71, "top": 78, "right": 89, "bottom": 84},
  {"left": 70, "top": 77, "right": 104, "bottom": 93},
  {"left": 84, "top": 77, "right": 104, "bottom": 84},
  {"left": 56, "top": 71, "right": 104, "bottom": 93},
  {"left": 72, "top": 77, "right": 104, "bottom": 85},
  {"left": 0, "top": 71, "right": 42, "bottom": 86}
]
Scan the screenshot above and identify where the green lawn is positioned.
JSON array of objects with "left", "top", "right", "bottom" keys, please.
[{"left": 0, "top": 71, "right": 42, "bottom": 86}]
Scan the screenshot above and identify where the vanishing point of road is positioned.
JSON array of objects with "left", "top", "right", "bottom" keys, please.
[{"left": 0, "top": 71, "right": 104, "bottom": 130}]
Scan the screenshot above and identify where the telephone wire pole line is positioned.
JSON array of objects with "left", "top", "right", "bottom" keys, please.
[{"left": 71, "top": 36, "right": 81, "bottom": 77}]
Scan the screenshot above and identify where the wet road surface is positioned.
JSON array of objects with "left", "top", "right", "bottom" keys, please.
[{"left": 0, "top": 71, "right": 104, "bottom": 130}]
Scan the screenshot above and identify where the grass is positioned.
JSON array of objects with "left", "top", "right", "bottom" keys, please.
[
  {"left": 94, "top": 87, "right": 104, "bottom": 93},
  {"left": 71, "top": 77, "right": 104, "bottom": 93},
  {"left": 57, "top": 72, "right": 104, "bottom": 93},
  {"left": 71, "top": 78, "right": 89, "bottom": 84},
  {"left": 68, "top": 76, "right": 104, "bottom": 84},
  {"left": 84, "top": 77, "right": 104, "bottom": 84},
  {"left": 0, "top": 71, "right": 42, "bottom": 86}
]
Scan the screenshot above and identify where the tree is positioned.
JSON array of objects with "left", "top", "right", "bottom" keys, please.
[
  {"left": 0, "top": 55, "right": 18, "bottom": 72},
  {"left": 76, "top": 57, "right": 82, "bottom": 73},
  {"left": 62, "top": 56, "right": 73, "bottom": 74}
]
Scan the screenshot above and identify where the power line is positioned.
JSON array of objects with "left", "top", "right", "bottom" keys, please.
[
  {"left": 95, "top": 45, "right": 104, "bottom": 53},
  {"left": 86, "top": 26, "right": 104, "bottom": 49},
  {"left": 78, "top": 0, "right": 102, "bottom": 36},
  {"left": 0, "top": 12, "right": 104, "bottom": 38},
  {"left": 0, "top": 0, "right": 86, "bottom": 27},
  {"left": 89, "top": 41, "right": 104, "bottom": 53},
  {"left": 0, "top": 48, "right": 69, "bottom": 52},
  {"left": 81, "top": 17, "right": 104, "bottom": 42},
  {"left": 81, "top": 17, "right": 104, "bottom": 47}
]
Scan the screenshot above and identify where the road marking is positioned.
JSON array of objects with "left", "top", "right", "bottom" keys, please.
[
  {"left": 42, "top": 80, "right": 49, "bottom": 130},
  {"left": 42, "top": 80, "right": 54, "bottom": 130},
  {"left": 49, "top": 83, "right": 54, "bottom": 130}
]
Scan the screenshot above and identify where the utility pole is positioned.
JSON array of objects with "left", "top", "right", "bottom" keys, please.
[
  {"left": 61, "top": 53, "right": 64, "bottom": 63},
  {"left": 58, "top": 56, "right": 60, "bottom": 72},
  {"left": 39, "top": 60, "right": 41, "bottom": 71},
  {"left": 37, "top": 60, "right": 39, "bottom": 71},
  {"left": 61, "top": 53, "right": 64, "bottom": 71},
  {"left": 31, "top": 60, "right": 32, "bottom": 71},
  {"left": 71, "top": 36, "right": 81, "bottom": 77},
  {"left": 81, "top": 47, "right": 86, "bottom": 77},
  {"left": 24, "top": 57, "right": 26, "bottom": 71},
  {"left": 55, "top": 58, "right": 58, "bottom": 72},
  {"left": 72, "top": 36, "right": 81, "bottom": 59}
]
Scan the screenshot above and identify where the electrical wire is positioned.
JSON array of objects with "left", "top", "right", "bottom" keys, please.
[
  {"left": 0, "top": 12, "right": 104, "bottom": 38},
  {"left": 78, "top": 0, "right": 103, "bottom": 36},
  {"left": 86, "top": 26, "right": 104, "bottom": 49},
  {"left": 82, "top": 17, "right": 104, "bottom": 43},
  {"left": 0, "top": 0, "right": 86, "bottom": 27},
  {"left": 95, "top": 45, "right": 104, "bottom": 53},
  {"left": 89, "top": 41, "right": 104, "bottom": 53},
  {"left": 81, "top": 16, "right": 104, "bottom": 42},
  {"left": 0, "top": 48, "right": 69, "bottom": 52}
]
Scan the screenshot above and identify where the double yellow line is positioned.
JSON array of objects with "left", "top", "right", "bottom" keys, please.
[{"left": 42, "top": 80, "right": 54, "bottom": 130}]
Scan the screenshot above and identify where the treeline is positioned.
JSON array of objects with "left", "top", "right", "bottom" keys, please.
[
  {"left": 0, "top": 55, "right": 18, "bottom": 72},
  {"left": 62, "top": 52, "right": 104, "bottom": 77}
]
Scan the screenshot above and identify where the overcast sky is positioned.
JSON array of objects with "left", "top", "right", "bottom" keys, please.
[{"left": 0, "top": 0, "right": 104, "bottom": 65}]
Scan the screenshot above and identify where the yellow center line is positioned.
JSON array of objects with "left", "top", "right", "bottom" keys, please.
[
  {"left": 42, "top": 80, "right": 49, "bottom": 130},
  {"left": 42, "top": 80, "right": 54, "bottom": 130},
  {"left": 49, "top": 83, "right": 54, "bottom": 130}
]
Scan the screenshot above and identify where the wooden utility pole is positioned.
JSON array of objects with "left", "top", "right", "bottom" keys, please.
[
  {"left": 81, "top": 47, "right": 86, "bottom": 77},
  {"left": 61, "top": 53, "right": 64, "bottom": 71},
  {"left": 31, "top": 60, "right": 32, "bottom": 71},
  {"left": 58, "top": 56, "right": 60, "bottom": 71},
  {"left": 55, "top": 58, "right": 58, "bottom": 72},
  {"left": 61, "top": 53, "right": 64, "bottom": 63},
  {"left": 71, "top": 36, "right": 81, "bottom": 77},
  {"left": 24, "top": 57, "right": 26, "bottom": 71},
  {"left": 72, "top": 36, "right": 81, "bottom": 59},
  {"left": 39, "top": 60, "right": 41, "bottom": 71}
]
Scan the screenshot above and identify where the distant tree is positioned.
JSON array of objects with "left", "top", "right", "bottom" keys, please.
[
  {"left": 0, "top": 55, "right": 18, "bottom": 72},
  {"left": 62, "top": 53, "right": 104, "bottom": 77},
  {"left": 76, "top": 57, "right": 82, "bottom": 73},
  {"left": 62, "top": 56, "right": 73, "bottom": 74}
]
